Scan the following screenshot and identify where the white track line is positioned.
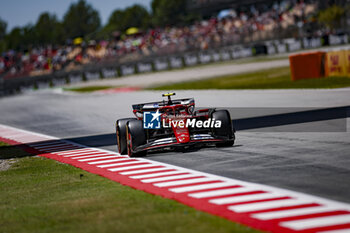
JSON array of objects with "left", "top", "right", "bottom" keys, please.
[
  {"left": 88, "top": 158, "right": 131, "bottom": 165},
  {"left": 252, "top": 206, "right": 341, "bottom": 220},
  {"left": 141, "top": 174, "right": 199, "bottom": 183},
  {"left": 210, "top": 193, "right": 287, "bottom": 205},
  {"left": 64, "top": 152, "right": 108, "bottom": 158},
  {"left": 70, "top": 153, "right": 111, "bottom": 159},
  {"left": 108, "top": 164, "right": 158, "bottom": 172},
  {"left": 189, "top": 187, "right": 259, "bottom": 199},
  {"left": 170, "top": 182, "right": 236, "bottom": 193},
  {"left": 229, "top": 199, "right": 313, "bottom": 213},
  {"left": 280, "top": 214, "right": 350, "bottom": 230},
  {"left": 98, "top": 160, "right": 145, "bottom": 168},
  {"left": 154, "top": 177, "right": 218, "bottom": 188},
  {"left": 70, "top": 153, "right": 113, "bottom": 159},
  {"left": 78, "top": 155, "right": 119, "bottom": 162},
  {"left": 55, "top": 149, "right": 95, "bottom": 155},
  {"left": 130, "top": 170, "right": 186, "bottom": 179},
  {"left": 318, "top": 229, "right": 350, "bottom": 233},
  {"left": 120, "top": 167, "right": 172, "bottom": 175}
]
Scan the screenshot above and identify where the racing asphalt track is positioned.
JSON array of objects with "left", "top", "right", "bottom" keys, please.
[{"left": 0, "top": 88, "right": 349, "bottom": 205}]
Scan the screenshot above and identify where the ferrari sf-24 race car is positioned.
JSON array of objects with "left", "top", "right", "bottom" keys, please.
[{"left": 116, "top": 93, "right": 235, "bottom": 157}]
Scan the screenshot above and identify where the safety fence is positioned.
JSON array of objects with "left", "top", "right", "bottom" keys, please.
[{"left": 0, "top": 34, "right": 348, "bottom": 96}]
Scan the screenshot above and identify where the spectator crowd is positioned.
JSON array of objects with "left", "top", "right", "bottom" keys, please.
[{"left": 0, "top": 0, "right": 318, "bottom": 79}]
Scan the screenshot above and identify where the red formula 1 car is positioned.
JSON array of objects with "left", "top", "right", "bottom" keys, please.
[{"left": 116, "top": 93, "right": 235, "bottom": 157}]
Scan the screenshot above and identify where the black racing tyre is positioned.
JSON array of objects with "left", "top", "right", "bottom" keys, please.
[
  {"left": 116, "top": 118, "right": 136, "bottom": 155},
  {"left": 126, "top": 120, "right": 147, "bottom": 157},
  {"left": 211, "top": 110, "right": 235, "bottom": 147}
]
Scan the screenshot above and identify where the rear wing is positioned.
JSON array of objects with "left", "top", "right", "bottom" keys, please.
[{"left": 132, "top": 98, "right": 195, "bottom": 112}]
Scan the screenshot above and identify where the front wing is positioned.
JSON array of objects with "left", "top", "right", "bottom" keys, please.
[{"left": 133, "top": 134, "right": 234, "bottom": 152}]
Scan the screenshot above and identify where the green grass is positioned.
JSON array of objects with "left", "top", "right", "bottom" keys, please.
[
  {"left": 63, "top": 56, "right": 288, "bottom": 93},
  {"left": 0, "top": 142, "right": 262, "bottom": 233},
  {"left": 151, "top": 67, "right": 350, "bottom": 90},
  {"left": 64, "top": 86, "right": 113, "bottom": 92}
]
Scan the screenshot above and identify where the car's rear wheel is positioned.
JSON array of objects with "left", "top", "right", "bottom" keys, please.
[
  {"left": 211, "top": 110, "right": 235, "bottom": 147},
  {"left": 116, "top": 118, "right": 136, "bottom": 155},
  {"left": 126, "top": 120, "right": 147, "bottom": 157}
]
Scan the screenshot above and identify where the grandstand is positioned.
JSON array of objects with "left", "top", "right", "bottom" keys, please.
[
  {"left": 0, "top": 0, "right": 320, "bottom": 78},
  {"left": 0, "top": 0, "right": 349, "bottom": 93}
]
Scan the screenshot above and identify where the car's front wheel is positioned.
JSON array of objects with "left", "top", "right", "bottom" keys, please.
[
  {"left": 126, "top": 120, "right": 147, "bottom": 157},
  {"left": 116, "top": 118, "right": 136, "bottom": 155}
]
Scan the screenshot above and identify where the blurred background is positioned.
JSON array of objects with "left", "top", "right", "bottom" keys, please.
[{"left": 0, "top": 0, "right": 349, "bottom": 94}]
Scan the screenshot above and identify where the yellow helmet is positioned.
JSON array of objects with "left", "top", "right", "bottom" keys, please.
[{"left": 162, "top": 92, "right": 176, "bottom": 97}]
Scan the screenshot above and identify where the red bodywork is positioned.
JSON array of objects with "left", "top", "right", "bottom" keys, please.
[
  {"left": 130, "top": 97, "right": 233, "bottom": 153},
  {"left": 133, "top": 102, "right": 212, "bottom": 144}
]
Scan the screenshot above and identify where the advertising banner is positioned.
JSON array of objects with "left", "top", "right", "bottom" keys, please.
[
  {"left": 241, "top": 48, "right": 253, "bottom": 58},
  {"left": 52, "top": 78, "right": 66, "bottom": 87},
  {"left": 231, "top": 49, "right": 241, "bottom": 59},
  {"left": 121, "top": 65, "right": 135, "bottom": 76},
  {"left": 267, "top": 45, "right": 276, "bottom": 55},
  {"left": 68, "top": 73, "right": 83, "bottom": 84},
  {"left": 137, "top": 63, "right": 153, "bottom": 73},
  {"left": 169, "top": 57, "right": 183, "bottom": 68},
  {"left": 199, "top": 53, "right": 211, "bottom": 64},
  {"left": 154, "top": 59, "right": 169, "bottom": 71},
  {"left": 220, "top": 51, "right": 231, "bottom": 60},
  {"left": 288, "top": 41, "right": 301, "bottom": 51},
  {"left": 184, "top": 54, "right": 198, "bottom": 66},
  {"left": 85, "top": 72, "right": 100, "bottom": 81},
  {"left": 329, "top": 35, "right": 349, "bottom": 45},
  {"left": 277, "top": 44, "right": 286, "bottom": 53},
  {"left": 36, "top": 81, "right": 50, "bottom": 89},
  {"left": 303, "top": 38, "right": 321, "bottom": 49},
  {"left": 102, "top": 68, "right": 117, "bottom": 78},
  {"left": 19, "top": 84, "right": 35, "bottom": 93},
  {"left": 211, "top": 52, "right": 221, "bottom": 62},
  {"left": 325, "top": 50, "right": 347, "bottom": 77}
]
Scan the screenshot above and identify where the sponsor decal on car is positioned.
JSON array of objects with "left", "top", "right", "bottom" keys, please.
[
  {"left": 143, "top": 111, "right": 222, "bottom": 129},
  {"left": 163, "top": 118, "right": 222, "bottom": 128}
]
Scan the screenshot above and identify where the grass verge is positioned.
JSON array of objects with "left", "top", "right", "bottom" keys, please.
[
  {"left": 63, "top": 56, "right": 288, "bottom": 93},
  {"left": 64, "top": 86, "right": 113, "bottom": 92},
  {"left": 151, "top": 67, "right": 350, "bottom": 90},
  {"left": 0, "top": 142, "right": 261, "bottom": 233}
]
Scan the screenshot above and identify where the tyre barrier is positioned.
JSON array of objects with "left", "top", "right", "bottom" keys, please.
[
  {"left": 290, "top": 49, "right": 350, "bottom": 81},
  {"left": 289, "top": 52, "right": 326, "bottom": 81}
]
